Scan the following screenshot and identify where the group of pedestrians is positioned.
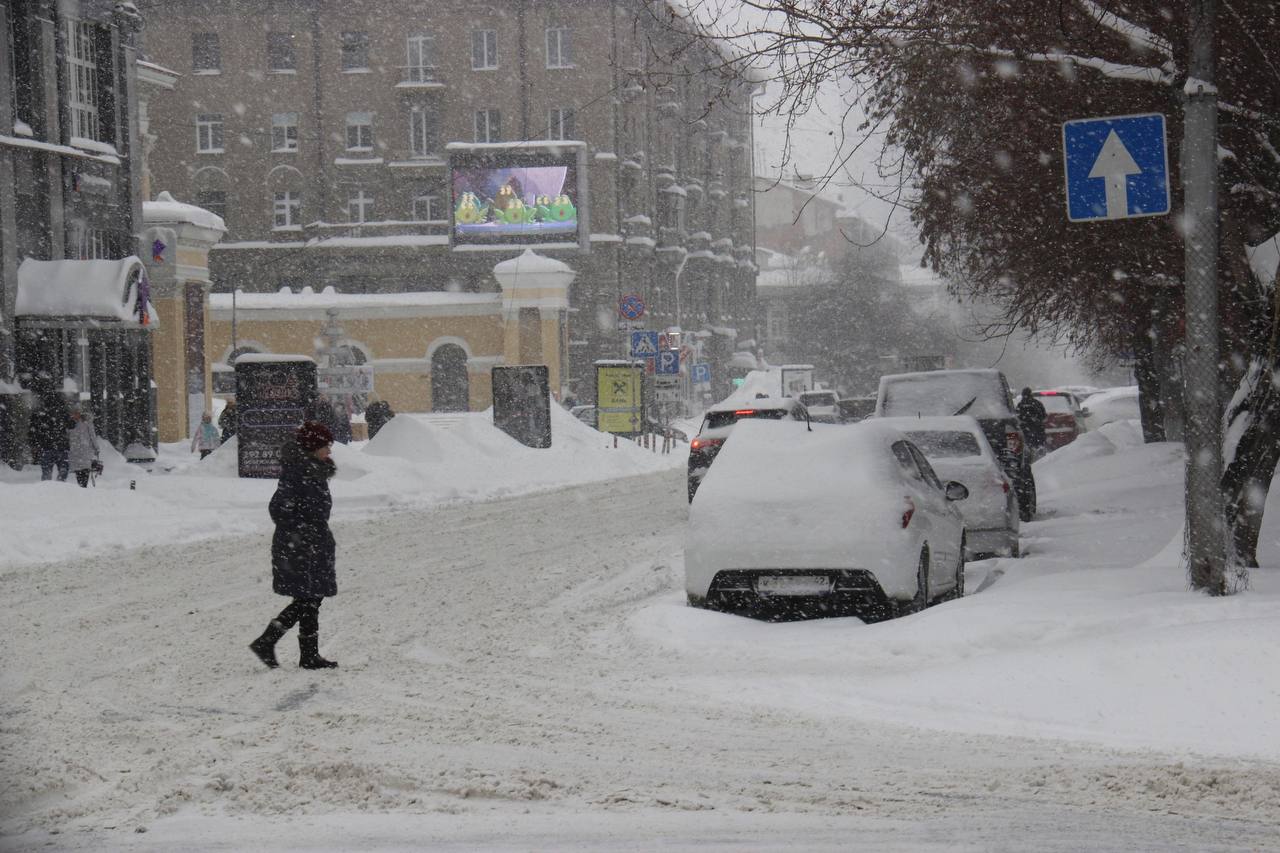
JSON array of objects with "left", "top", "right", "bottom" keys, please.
[{"left": 28, "top": 392, "right": 101, "bottom": 487}]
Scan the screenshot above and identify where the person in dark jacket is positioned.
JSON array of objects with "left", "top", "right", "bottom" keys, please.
[
  {"left": 219, "top": 399, "right": 238, "bottom": 443},
  {"left": 1016, "top": 387, "right": 1048, "bottom": 458},
  {"left": 249, "top": 421, "right": 340, "bottom": 669},
  {"left": 29, "top": 393, "right": 71, "bottom": 481},
  {"left": 364, "top": 397, "right": 395, "bottom": 439}
]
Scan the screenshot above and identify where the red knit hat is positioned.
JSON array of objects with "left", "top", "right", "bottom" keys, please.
[{"left": 296, "top": 420, "right": 334, "bottom": 452}]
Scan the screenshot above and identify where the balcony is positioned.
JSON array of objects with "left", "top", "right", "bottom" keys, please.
[{"left": 396, "top": 67, "right": 446, "bottom": 89}]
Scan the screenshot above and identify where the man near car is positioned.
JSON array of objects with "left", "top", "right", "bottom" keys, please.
[{"left": 1016, "top": 388, "right": 1048, "bottom": 459}]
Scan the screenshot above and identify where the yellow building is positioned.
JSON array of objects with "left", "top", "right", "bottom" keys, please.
[{"left": 207, "top": 250, "right": 573, "bottom": 413}]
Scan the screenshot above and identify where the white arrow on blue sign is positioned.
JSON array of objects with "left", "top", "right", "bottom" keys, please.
[
  {"left": 691, "top": 363, "right": 711, "bottom": 385},
  {"left": 1062, "top": 113, "right": 1170, "bottom": 222},
  {"left": 630, "top": 331, "right": 659, "bottom": 358},
  {"left": 656, "top": 350, "right": 680, "bottom": 376}
]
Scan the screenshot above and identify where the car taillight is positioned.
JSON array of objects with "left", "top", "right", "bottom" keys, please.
[
  {"left": 902, "top": 496, "right": 915, "bottom": 529},
  {"left": 690, "top": 437, "right": 722, "bottom": 451},
  {"left": 1006, "top": 430, "right": 1023, "bottom": 455}
]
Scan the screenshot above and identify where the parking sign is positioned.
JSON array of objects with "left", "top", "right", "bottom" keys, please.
[{"left": 656, "top": 350, "right": 680, "bottom": 376}]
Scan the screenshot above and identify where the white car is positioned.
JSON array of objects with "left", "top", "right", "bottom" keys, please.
[
  {"left": 879, "top": 416, "right": 1019, "bottom": 559},
  {"left": 1081, "top": 386, "right": 1141, "bottom": 430},
  {"left": 685, "top": 419, "right": 968, "bottom": 620},
  {"left": 798, "top": 390, "right": 841, "bottom": 423}
]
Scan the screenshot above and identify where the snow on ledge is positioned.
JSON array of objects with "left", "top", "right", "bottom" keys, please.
[
  {"left": 16, "top": 256, "right": 157, "bottom": 326},
  {"left": 234, "top": 353, "right": 315, "bottom": 364}
]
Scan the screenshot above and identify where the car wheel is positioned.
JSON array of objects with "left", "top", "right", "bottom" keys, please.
[
  {"left": 907, "top": 547, "right": 930, "bottom": 614},
  {"left": 1017, "top": 472, "right": 1037, "bottom": 522}
]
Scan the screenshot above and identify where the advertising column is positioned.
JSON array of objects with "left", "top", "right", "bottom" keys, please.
[{"left": 234, "top": 355, "right": 317, "bottom": 479}]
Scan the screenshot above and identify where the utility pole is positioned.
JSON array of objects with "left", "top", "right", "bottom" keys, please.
[{"left": 1182, "top": 0, "right": 1226, "bottom": 594}]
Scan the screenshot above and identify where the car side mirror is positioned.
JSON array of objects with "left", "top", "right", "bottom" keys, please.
[
  {"left": 944, "top": 481, "right": 969, "bottom": 501},
  {"left": 1079, "top": 407, "right": 1091, "bottom": 418}
]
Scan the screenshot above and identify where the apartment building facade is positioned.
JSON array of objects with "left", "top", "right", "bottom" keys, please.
[
  {"left": 1, "top": 0, "right": 157, "bottom": 457},
  {"left": 143, "top": 0, "right": 759, "bottom": 406}
]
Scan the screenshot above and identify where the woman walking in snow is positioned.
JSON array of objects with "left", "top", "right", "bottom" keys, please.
[
  {"left": 66, "top": 407, "right": 100, "bottom": 488},
  {"left": 190, "top": 413, "right": 221, "bottom": 459},
  {"left": 249, "top": 421, "right": 340, "bottom": 670}
]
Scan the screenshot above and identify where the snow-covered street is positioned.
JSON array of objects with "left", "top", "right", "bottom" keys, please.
[{"left": 3, "top": 422, "right": 1280, "bottom": 851}]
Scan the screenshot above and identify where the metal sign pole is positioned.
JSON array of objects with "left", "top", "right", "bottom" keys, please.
[{"left": 1182, "top": 0, "right": 1225, "bottom": 594}]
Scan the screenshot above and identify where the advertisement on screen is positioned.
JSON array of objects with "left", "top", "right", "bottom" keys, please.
[{"left": 448, "top": 144, "right": 587, "bottom": 247}]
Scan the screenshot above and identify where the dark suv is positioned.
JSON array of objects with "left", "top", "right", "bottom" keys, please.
[
  {"left": 875, "top": 369, "right": 1036, "bottom": 520},
  {"left": 687, "top": 397, "right": 808, "bottom": 502}
]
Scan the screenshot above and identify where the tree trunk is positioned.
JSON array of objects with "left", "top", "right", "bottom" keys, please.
[
  {"left": 1131, "top": 320, "right": 1166, "bottom": 443},
  {"left": 1222, "top": 362, "right": 1280, "bottom": 569}
]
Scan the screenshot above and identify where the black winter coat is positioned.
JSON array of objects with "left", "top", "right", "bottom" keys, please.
[
  {"left": 1016, "top": 396, "right": 1048, "bottom": 447},
  {"left": 30, "top": 400, "right": 71, "bottom": 452},
  {"left": 269, "top": 440, "right": 338, "bottom": 598},
  {"left": 365, "top": 400, "right": 394, "bottom": 439}
]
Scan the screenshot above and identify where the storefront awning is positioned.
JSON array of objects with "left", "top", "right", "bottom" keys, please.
[{"left": 16, "top": 256, "right": 158, "bottom": 327}]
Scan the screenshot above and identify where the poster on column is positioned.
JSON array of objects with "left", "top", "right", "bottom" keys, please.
[
  {"left": 234, "top": 355, "right": 317, "bottom": 478},
  {"left": 492, "top": 365, "right": 551, "bottom": 449}
]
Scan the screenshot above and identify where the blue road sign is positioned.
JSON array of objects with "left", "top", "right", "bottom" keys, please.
[
  {"left": 691, "top": 363, "right": 711, "bottom": 385},
  {"left": 1062, "top": 113, "right": 1169, "bottom": 222},
  {"left": 630, "top": 330, "right": 659, "bottom": 358},
  {"left": 656, "top": 350, "right": 680, "bottom": 376},
  {"left": 619, "top": 293, "right": 645, "bottom": 321}
]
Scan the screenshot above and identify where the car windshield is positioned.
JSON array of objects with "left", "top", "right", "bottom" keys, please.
[
  {"left": 904, "top": 430, "right": 982, "bottom": 458},
  {"left": 881, "top": 374, "right": 1009, "bottom": 418},
  {"left": 703, "top": 408, "right": 789, "bottom": 430},
  {"left": 1037, "top": 395, "right": 1073, "bottom": 414}
]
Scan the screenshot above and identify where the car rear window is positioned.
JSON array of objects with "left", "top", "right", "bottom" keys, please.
[
  {"left": 904, "top": 430, "right": 982, "bottom": 458},
  {"left": 880, "top": 374, "right": 1010, "bottom": 419},
  {"left": 1036, "top": 395, "right": 1073, "bottom": 414},
  {"left": 703, "top": 408, "right": 789, "bottom": 430},
  {"left": 800, "top": 392, "right": 836, "bottom": 407}
]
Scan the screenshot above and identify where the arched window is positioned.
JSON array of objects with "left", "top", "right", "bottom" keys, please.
[{"left": 430, "top": 344, "right": 469, "bottom": 412}]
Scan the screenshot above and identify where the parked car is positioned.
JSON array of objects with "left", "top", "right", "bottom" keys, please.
[
  {"left": 876, "top": 368, "right": 1037, "bottom": 521},
  {"left": 687, "top": 396, "right": 808, "bottom": 502},
  {"left": 879, "top": 416, "right": 1019, "bottom": 559},
  {"left": 685, "top": 419, "right": 968, "bottom": 619},
  {"left": 1032, "top": 390, "right": 1085, "bottom": 451},
  {"left": 837, "top": 395, "right": 877, "bottom": 423},
  {"left": 798, "top": 390, "right": 841, "bottom": 423},
  {"left": 1081, "top": 386, "right": 1141, "bottom": 430}
]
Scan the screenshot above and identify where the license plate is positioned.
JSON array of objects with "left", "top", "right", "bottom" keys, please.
[{"left": 756, "top": 575, "right": 832, "bottom": 596}]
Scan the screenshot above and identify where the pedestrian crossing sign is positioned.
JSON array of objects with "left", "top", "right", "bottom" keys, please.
[{"left": 630, "top": 331, "right": 659, "bottom": 358}]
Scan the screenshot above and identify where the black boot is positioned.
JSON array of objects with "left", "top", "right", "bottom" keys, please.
[
  {"left": 298, "top": 632, "right": 338, "bottom": 669},
  {"left": 249, "top": 619, "right": 288, "bottom": 668}
]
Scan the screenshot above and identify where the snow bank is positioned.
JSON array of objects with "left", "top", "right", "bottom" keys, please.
[{"left": 0, "top": 405, "right": 681, "bottom": 569}]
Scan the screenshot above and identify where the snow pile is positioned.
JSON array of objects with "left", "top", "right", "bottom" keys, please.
[
  {"left": 0, "top": 404, "right": 681, "bottom": 569},
  {"left": 1082, "top": 385, "right": 1141, "bottom": 429}
]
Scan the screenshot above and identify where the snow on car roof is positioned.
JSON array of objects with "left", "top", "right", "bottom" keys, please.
[
  {"left": 706, "top": 395, "right": 798, "bottom": 413},
  {"left": 877, "top": 369, "right": 1011, "bottom": 419}
]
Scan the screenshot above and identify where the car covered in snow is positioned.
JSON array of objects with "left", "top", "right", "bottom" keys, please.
[
  {"left": 685, "top": 419, "right": 968, "bottom": 619},
  {"left": 798, "top": 390, "right": 841, "bottom": 423},
  {"left": 1081, "top": 386, "right": 1141, "bottom": 430},
  {"left": 879, "top": 416, "right": 1019, "bottom": 559},
  {"left": 686, "top": 396, "right": 808, "bottom": 502},
  {"left": 876, "top": 368, "right": 1037, "bottom": 521}
]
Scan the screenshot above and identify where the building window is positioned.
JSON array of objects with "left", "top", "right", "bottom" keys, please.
[
  {"left": 267, "top": 32, "right": 296, "bottom": 71},
  {"left": 341, "top": 31, "right": 369, "bottom": 71},
  {"left": 409, "top": 104, "right": 439, "bottom": 157},
  {"left": 196, "top": 113, "right": 224, "bottom": 153},
  {"left": 471, "top": 29, "right": 497, "bottom": 70},
  {"left": 546, "top": 27, "right": 573, "bottom": 69},
  {"left": 192, "top": 32, "right": 220, "bottom": 72},
  {"left": 70, "top": 222, "right": 111, "bottom": 259},
  {"left": 547, "top": 108, "right": 575, "bottom": 140},
  {"left": 196, "top": 190, "right": 227, "bottom": 221},
  {"left": 347, "top": 189, "right": 374, "bottom": 223},
  {"left": 64, "top": 19, "right": 100, "bottom": 141},
  {"left": 273, "top": 191, "right": 300, "bottom": 228},
  {"left": 405, "top": 33, "right": 436, "bottom": 82},
  {"left": 412, "top": 193, "right": 442, "bottom": 222},
  {"left": 474, "top": 108, "right": 500, "bottom": 143},
  {"left": 345, "top": 111, "right": 373, "bottom": 150},
  {"left": 271, "top": 112, "right": 299, "bottom": 151}
]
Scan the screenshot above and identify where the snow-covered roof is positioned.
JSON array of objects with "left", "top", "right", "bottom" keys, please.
[
  {"left": 143, "top": 191, "right": 226, "bottom": 232},
  {"left": 492, "top": 249, "right": 575, "bottom": 279},
  {"left": 16, "top": 256, "right": 158, "bottom": 326}
]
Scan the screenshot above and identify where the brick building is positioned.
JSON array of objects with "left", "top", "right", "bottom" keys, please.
[{"left": 142, "top": 0, "right": 760, "bottom": 408}]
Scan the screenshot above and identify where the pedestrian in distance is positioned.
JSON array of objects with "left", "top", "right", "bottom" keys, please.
[
  {"left": 29, "top": 391, "right": 71, "bottom": 481},
  {"left": 249, "top": 421, "right": 340, "bottom": 670},
  {"left": 331, "top": 400, "right": 352, "bottom": 445},
  {"left": 190, "top": 412, "right": 221, "bottom": 459},
  {"left": 1016, "top": 387, "right": 1048, "bottom": 461},
  {"left": 67, "top": 406, "right": 101, "bottom": 488},
  {"left": 364, "top": 396, "right": 395, "bottom": 440},
  {"left": 218, "top": 399, "right": 238, "bottom": 444}
]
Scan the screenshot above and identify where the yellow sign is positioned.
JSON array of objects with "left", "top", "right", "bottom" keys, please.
[{"left": 596, "top": 364, "right": 643, "bottom": 434}]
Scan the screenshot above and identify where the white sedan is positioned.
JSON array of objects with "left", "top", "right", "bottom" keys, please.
[
  {"left": 685, "top": 419, "right": 968, "bottom": 620},
  {"left": 879, "top": 416, "right": 1020, "bottom": 559}
]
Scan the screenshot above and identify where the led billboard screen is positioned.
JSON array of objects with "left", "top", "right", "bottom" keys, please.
[{"left": 448, "top": 145, "right": 586, "bottom": 247}]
